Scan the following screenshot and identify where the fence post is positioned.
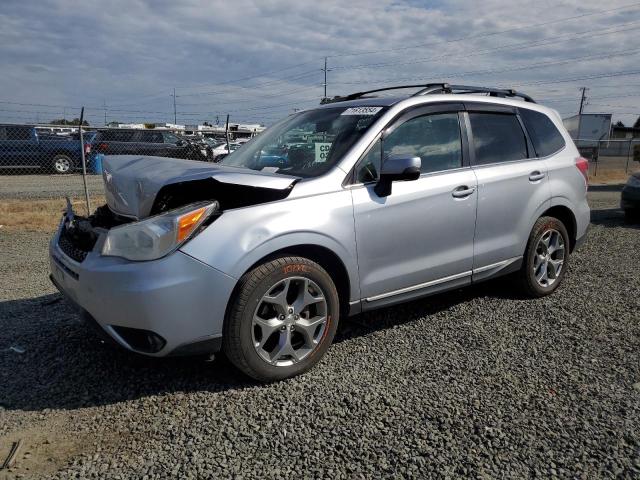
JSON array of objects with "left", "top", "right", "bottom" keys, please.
[
  {"left": 225, "top": 114, "right": 230, "bottom": 155},
  {"left": 78, "top": 107, "right": 91, "bottom": 215},
  {"left": 625, "top": 139, "right": 632, "bottom": 174}
]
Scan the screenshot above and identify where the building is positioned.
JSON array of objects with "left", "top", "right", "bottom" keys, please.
[{"left": 562, "top": 113, "right": 612, "bottom": 143}]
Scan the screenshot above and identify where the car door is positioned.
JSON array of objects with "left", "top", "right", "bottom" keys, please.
[
  {"left": 463, "top": 103, "right": 551, "bottom": 280},
  {"left": 161, "top": 131, "right": 189, "bottom": 159},
  {"left": 350, "top": 104, "right": 478, "bottom": 307},
  {"left": 3, "top": 126, "right": 36, "bottom": 167}
]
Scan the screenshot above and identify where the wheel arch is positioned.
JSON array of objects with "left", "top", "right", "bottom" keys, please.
[
  {"left": 540, "top": 204, "right": 577, "bottom": 252},
  {"left": 236, "top": 244, "right": 353, "bottom": 319}
]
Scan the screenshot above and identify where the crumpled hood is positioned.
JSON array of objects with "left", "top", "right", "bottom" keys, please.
[{"left": 102, "top": 155, "right": 298, "bottom": 219}]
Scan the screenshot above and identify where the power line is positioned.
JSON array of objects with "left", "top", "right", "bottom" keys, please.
[
  {"left": 328, "top": 20, "right": 640, "bottom": 73},
  {"left": 329, "top": 48, "right": 640, "bottom": 88},
  {"left": 325, "top": 1, "right": 640, "bottom": 58},
  {"left": 176, "top": 70, "right": 320, "bottom": 98}
]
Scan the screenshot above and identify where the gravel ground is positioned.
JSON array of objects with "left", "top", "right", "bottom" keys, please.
[
  {"left": 0, "top": 187, "right": 639, "bottom": 479},
  {"left": 0, "top": 174, "right": 104, "bottom": 200}
]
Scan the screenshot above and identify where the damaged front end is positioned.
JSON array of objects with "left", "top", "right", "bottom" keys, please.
[
  {"left": 57, "top": 155, "right": 298, "bottom": 263},
  {"left": 57, "top": 201, "right": 133, "bottom": 263}
]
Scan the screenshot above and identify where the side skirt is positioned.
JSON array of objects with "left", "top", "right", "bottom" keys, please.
[{"left": 349, "top": 256, "right": 522, "bottom": 314}]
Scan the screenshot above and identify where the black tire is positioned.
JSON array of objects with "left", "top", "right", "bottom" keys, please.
[
  {"left": 624, "top": 209, "right": 640, "bottom": 224},
  {"left": 518, "top": 216, "right": 570, "bottom": 298},
  {"left": 51, "top": 153, "right": 74, "bottom": 174},
  {"left": 223, "top": 256, "right": 340, "bottom": 382}
]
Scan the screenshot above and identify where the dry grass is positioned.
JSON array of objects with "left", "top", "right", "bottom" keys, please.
[
  {"left": 0, "top": 196, "right": 105, "bottom": 232},
  {"left": 589, "top": 169, "right": 632, "bottom": 185},
  {"left": 0, "top": 166, "right": 635, "bottom": 233}
]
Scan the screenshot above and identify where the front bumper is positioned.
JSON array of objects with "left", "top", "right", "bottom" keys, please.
[
  {"left": 621, "top": 184, "right": 640, "bottom": 210},
  {"left": 49, "top": 217, "right": 236, "bottom": 357}
]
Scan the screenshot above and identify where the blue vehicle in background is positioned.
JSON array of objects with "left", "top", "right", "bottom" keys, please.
[{"left": 0, "top": 124, "right": 96, "bottom": 174}]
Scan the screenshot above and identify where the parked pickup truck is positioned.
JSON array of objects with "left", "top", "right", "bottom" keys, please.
[{"left": 0, "top": 124, "right": 94, "bottom": 174}]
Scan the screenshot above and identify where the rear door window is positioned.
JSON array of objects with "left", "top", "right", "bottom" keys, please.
[
  {"left": 519, "top": 108, "right": 566, "bottom": 157},
  {"left": 162, "top": 132, "right": 181, "bottom": 144},
  {"left": 138, "top": 131, "right": 163, "bottom": 143},
  {"left": 100, "top": 130, "right": 135, "bottom": 142},
  {"left": 468, "top": 113, "right": 528, "bottom": 165}
]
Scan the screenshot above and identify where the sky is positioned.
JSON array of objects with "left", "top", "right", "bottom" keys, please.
[{"left": 0, "top": 0, "right": 639, "bottom": 127}]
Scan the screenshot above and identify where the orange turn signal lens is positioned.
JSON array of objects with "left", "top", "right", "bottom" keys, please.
[{"left": 177, "top": 206, "right": 207, "bottom": 242}]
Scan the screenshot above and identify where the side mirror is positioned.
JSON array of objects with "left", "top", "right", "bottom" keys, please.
[
  {"left": 176, "top": 139, "right": 185, "bottom": 146},
  {"left": 374, "top": 155, "right": 421, "bottom": 197}
]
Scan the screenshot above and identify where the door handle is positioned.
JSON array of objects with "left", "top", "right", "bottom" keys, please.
[
  {"left": 452, "top": 185, "right": 476, "bottom": 198},
  {"left": 529, "top": 171, "right": 546, "bottom": 182}
]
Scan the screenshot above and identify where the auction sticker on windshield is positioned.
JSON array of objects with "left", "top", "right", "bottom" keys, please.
[
  {"left": 341, "top": 107, "right": 383, "bottom": 116},
  {"left": 315, "top": 143, "right": 332, "bottom": 163}
]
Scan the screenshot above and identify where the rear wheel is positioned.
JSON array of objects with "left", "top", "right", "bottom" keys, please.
[
  {"left": 518, "top": 216, "right": 570, "bottom": 297},
  {"left": 52, "top": 154, "right": 73, "bottom": 174},
  {"left": 624, "top": 209, "right": 639, "bottom": 223},
  {"left": 223, "top": 256, "right": 339, "bottom": 382}
]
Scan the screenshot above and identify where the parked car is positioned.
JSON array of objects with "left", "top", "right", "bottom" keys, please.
[
  {"left": 0, "top": 124, "right": 94, "bottom": 174},
  {"left": 621, "top": 171, "right": 640, "bottom": 222},
  {"left": 91, "top": 129, "right": 208, "bottom": 161},
  {"left": 211, "top": 141, "right": 242, "bottom": 162},
  {"left": 49, "top": 83, "right": 590, "bottom": 381}
]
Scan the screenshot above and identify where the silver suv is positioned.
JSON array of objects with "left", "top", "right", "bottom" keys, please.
[{"left": 49, "top": 84, "right": 590, "bottom": 381}]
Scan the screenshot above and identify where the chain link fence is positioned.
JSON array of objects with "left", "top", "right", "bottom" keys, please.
[
  {"left": 1, "top": 120, "right": 637, "bottom": 192},
  {"left": 0, "top": 118, "right": 249, "bottom": 205},
  {"left": 575, "top": 138, "right": 640, "bottom": 178},
  {"left": 0, "top": 121, "right": 241, "bottom": 176}
]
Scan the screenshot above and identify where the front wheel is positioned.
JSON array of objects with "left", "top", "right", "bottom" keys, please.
[
  {"left": 51, "top": 154, "right": 73, "bottom": 174},
  {"left": 223, "top": 256, "right": 339, "bottom": 382},
  {"left": 518, "top": 216, "right": 570, "bottom": 297}
]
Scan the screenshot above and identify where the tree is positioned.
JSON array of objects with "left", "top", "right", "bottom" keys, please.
[
  {"left": 49, "top": 118, "right": 90, "bottom": 126},
  {"left": 634, "top": 116, "right": 640, "bottom": 129},
  {"left": 615, "top": 121, "right": 625, "bottom": 128}
]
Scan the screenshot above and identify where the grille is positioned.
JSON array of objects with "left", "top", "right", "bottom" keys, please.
[{"left": 58, "top": 228, "right": 90, "bottom": 263}]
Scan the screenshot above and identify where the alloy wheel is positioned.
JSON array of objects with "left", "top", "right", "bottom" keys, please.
[
  {"left": 54, "top": 156, "right": 71, "bottom": 173},
  {"left": 252, "top": 276, "right": 328, "bottom": 366},
  {"left": 533, "top": 228, "right": 565, "bottom": 287}
]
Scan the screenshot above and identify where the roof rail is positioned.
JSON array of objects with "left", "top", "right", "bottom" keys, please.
[
  {"left": 320, "top": 82, "right": 536, "bottom": 104},
  {"left": 413, "top": 84, "right": 536, "bottom": 103}
]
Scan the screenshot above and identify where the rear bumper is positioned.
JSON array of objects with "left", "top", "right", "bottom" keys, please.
[{"left": 49, "top": 220, "right": 235, "bottom": 357}]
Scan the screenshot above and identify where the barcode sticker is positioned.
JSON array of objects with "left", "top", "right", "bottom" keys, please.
[{"left": 341, "top": 107, "right": 383, "bottom": 116}]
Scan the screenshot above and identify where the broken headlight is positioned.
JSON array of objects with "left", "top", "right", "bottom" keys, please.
[{"left": 101, "top": 202, "right": 216, "bottom": 261}]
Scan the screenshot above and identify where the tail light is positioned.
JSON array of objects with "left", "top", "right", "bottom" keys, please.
[
  {"left": 84, "top": 143, "right": 91, "bottom": 154},
  {"left": 96, "top": 143, "right": 109, "bottom": 153},
  {"left": 575, "top": 156, "right": 589, "bottom": 187}
]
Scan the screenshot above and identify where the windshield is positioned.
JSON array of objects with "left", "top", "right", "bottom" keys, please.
[{"left": 220, "top": 106, "right": 387, "bottom": 177}]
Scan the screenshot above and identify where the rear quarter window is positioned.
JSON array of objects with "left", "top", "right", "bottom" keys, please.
[{"left": 519, "top": 108, "right": 566, "bottom": 157}]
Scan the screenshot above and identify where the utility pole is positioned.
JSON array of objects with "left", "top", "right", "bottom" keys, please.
[
  {"left": 170, "top": 88, "right": 177, "bottom": 124},
  {"left": 322, "top": 57, "right": 328, "bottom": 100},
  {"left": 103, "top": 99, "right": 107, "bottom": 126},
  {"left": 578, "top": 87, "right": 588, "bottom": 115}
]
